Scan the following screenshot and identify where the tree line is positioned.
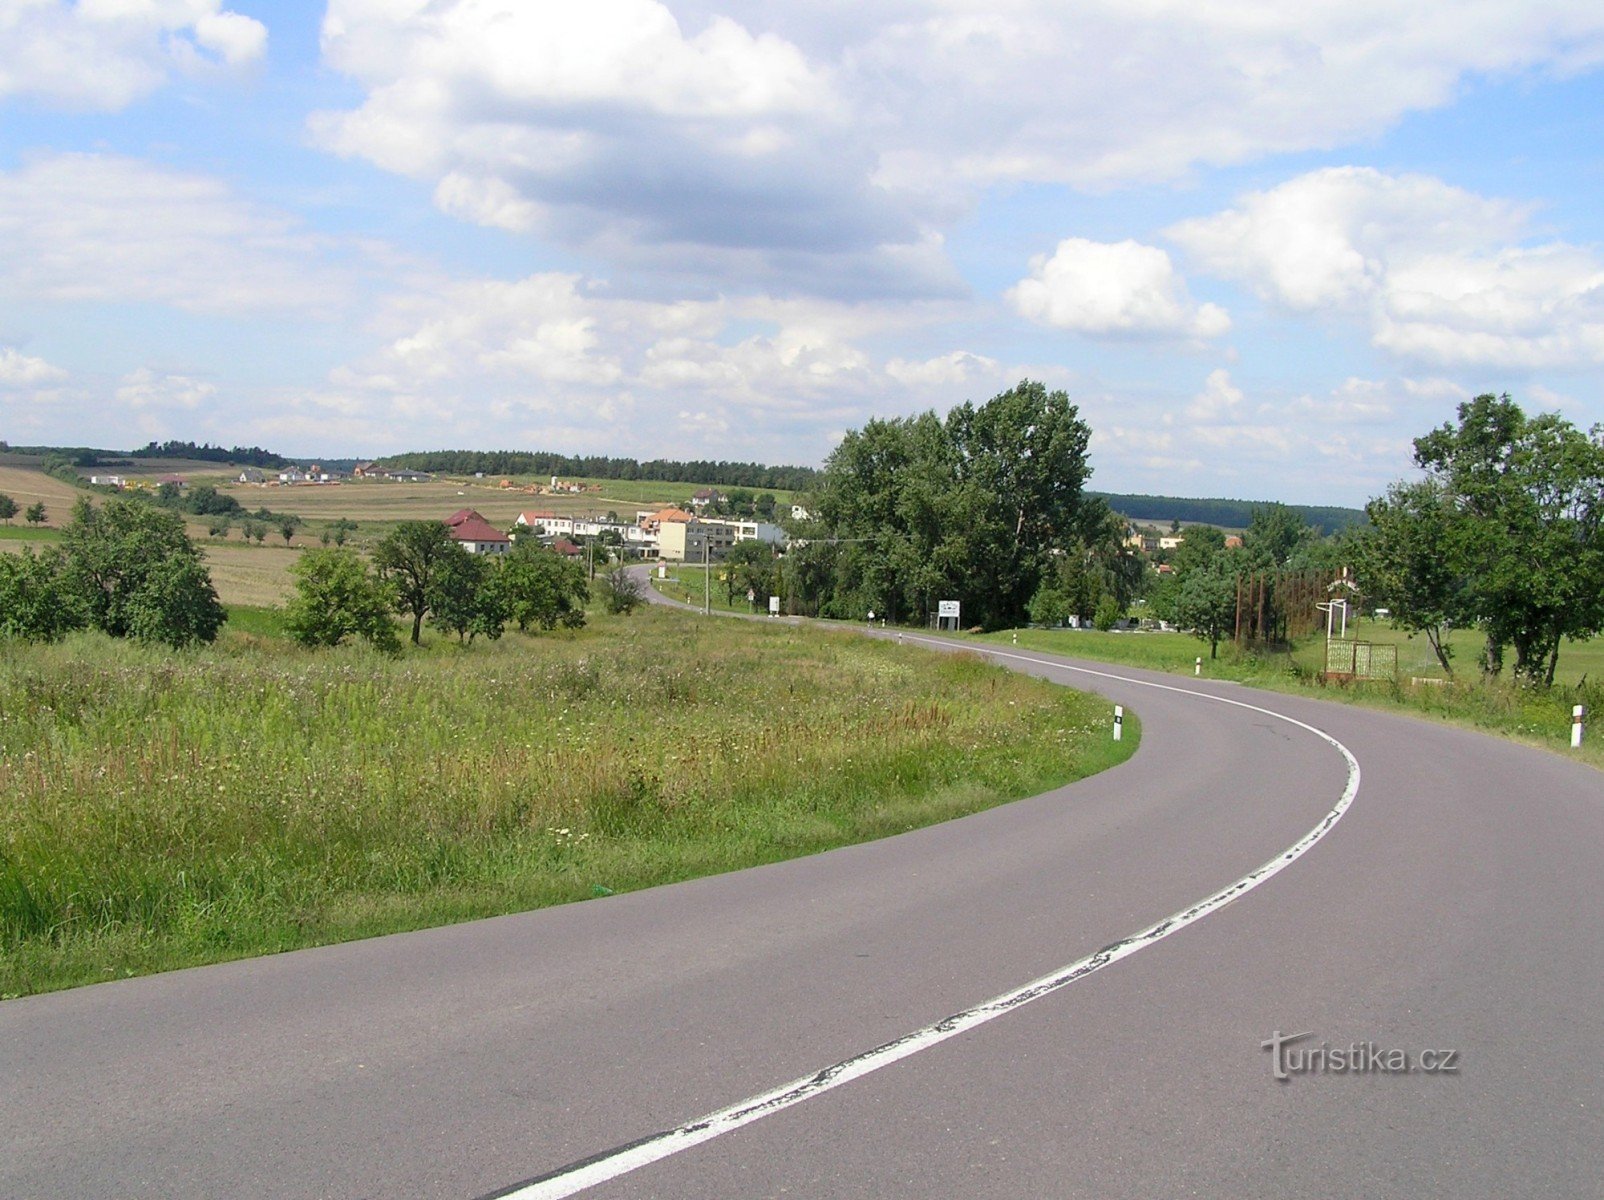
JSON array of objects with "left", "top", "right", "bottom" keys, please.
[{"left": 381, "top": 450, "right": 818, "bottom": 492}]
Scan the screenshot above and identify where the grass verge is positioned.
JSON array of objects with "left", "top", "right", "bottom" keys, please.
[
  {"left": 0, "top": 605, "right": 1135, "bottom": 997},
  {"left": 969, "top": 627, "right": 1603, "bottom": 769}
]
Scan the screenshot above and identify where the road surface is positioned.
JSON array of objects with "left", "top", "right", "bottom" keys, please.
[{"left": 3, "top": 600, "right": 1600, "bottom": 1198}]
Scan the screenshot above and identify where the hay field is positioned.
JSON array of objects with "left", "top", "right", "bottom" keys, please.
[{"left": 0, "top": 465, "right": 82, "bottom": 513}]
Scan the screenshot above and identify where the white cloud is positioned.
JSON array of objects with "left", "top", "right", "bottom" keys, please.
[
  {"left": 0, "top": 1, "right": 266, "bottom": 110},
  {"left": 115, "top": 367, "right": 217, "bottom": 410},
  {"left": 306, "top": 3, "right": 1604, "bottom": 301},
  {"left": 0, "top": 346, "right": 67, "bottom": 386},
  {"left": 1171, "top": 166, "right": 1604, "bottom": 369},
  {"left": 322, "top": 270, "right": 1003, "bottom": 461},
  {"left": 0, "top": 152, "right": 356, "bottom": 315},
  {"left": 884, "top": 350, "right": 1001, "bottom": 387},
  {"left": 1185, "top": 368, "right": 1245, "bottom": 420},
  {"left": 1010, "top": 238, "right": 1229, "bottom": 340}
]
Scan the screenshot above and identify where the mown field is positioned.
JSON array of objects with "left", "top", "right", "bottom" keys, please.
[{"left": 0, "top": 603, "right": 1136, "bottom": 997}]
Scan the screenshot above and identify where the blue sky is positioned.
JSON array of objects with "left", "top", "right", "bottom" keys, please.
[{"left": 4, "top": 2, "right": 1604, "bottom": 507}]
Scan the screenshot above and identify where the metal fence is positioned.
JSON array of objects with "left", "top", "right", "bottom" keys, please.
[{"left": 1325, "top": 639, "right": 1398, "bottom": 681}]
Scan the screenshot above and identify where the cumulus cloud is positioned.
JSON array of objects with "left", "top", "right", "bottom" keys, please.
[
  {"left": 884, "top": 350, "right": 1001, "bottom": 387},
  {"left": 0, "top": 153, "right": 356, "bottom": 315},
  {"left": 1170, "top": 166, "right": 1604, "bottom": 368},
  {"left": 0, "top": 1, "right": 266, "bottom": 110},
  {"left": 1010, "top": 238, "right": 1229, "bottom": 340},
  {"left": 0, "top": 345, "right": 67, "bottom": 386},
  {"left": 116, "top": 367, "right": 218, "bottom": 410},
  {"left": 305, "top": 2, "right": 1604, "bottom": 301},
  {"left": 324, "top": 270, "right": 995, "bottom": 461}
]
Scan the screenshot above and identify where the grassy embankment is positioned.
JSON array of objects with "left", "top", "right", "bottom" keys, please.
[
  {"left": 968, "top": 624, "right": 1603, "bottom": 768},
  {"left": 0, "top": 603, "right": 1136, "bottom": 997}
]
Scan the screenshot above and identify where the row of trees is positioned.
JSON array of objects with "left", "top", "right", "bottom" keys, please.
[
  {"left": 383, "top": 450, "right": 818, "bottom": 492},
  {"left": 0, "top": 495, "right": 48, "bottom": 525},
  {"left": 1356, "top": 394, "right": 1604, "bottom": 684}
]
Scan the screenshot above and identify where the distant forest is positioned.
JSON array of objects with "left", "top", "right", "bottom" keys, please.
[
  {"left": 381, "top": 450, "right": 820, "bottom": 492},
  {"left": 0, "top": 440, "right": 287, "bottom": 469},
  {"left": 1092, "top": 492, "right": 1367, "bottom": 534}
]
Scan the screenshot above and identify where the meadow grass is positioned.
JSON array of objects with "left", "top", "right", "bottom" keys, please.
[{"left": 0, "top": 604, "right": 1135, "bottom": 996}]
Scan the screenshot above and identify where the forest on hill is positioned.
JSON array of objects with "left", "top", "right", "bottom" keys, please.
[{"left": 1091, "top": 492, "right": 1367, "bottom": 534}]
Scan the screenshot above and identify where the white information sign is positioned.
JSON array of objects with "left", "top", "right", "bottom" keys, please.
[{"left": 938, "top": 600, "right": 961, "bottom": 619}]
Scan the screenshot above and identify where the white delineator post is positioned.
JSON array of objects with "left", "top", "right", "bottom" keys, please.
[
  {"left": 1113, "top": 705, "right": 1124, "bottom": 741},
  {"left": 1574, "top": 705, "right": 1586, "bottom": 749},
  {"left": 1195, "top": 656, "right": 1202, "bottom": 677}
]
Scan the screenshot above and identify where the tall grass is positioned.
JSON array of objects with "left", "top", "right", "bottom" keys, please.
[{"left": 0, "top": 606, "right": 1134, "bottom": 995}]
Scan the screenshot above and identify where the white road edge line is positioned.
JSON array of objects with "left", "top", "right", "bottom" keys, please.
[{"left": 485, "top": 641, "right": 1363, "bottom": 1200}]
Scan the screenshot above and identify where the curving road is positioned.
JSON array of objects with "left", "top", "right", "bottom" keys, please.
[{"left": 3, "top": 591, "right": 1601, "bottom": 1199}]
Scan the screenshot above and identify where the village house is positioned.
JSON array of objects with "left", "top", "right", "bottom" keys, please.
[{"left": 445, "top": 508, "right": 510, "bottom": 555}]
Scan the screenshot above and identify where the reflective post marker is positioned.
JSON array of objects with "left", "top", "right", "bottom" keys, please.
[
  {"left": 1113, "top": 705, "right": 1124, "bottom": 741},
  {"left": 1574, "top": 705, "right": 1586, "bottom": 749},
  {"left": 1195, "top": 657, "right": 1202, "bottom": 677}
]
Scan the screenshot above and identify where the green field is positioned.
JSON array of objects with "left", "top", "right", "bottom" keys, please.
[{"left": 0, "top": 602, "right": 1136, "bottom": 997}]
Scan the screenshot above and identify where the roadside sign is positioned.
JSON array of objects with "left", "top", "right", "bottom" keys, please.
[{"left": 768, "top": 596, "right": 781, "bottom": 616}]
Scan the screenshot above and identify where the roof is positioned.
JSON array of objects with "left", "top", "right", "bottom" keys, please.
[
  {"left": 444, "top": 508, "right": 481, "bottom": 528},
  {"left": 447, "top": 513, "right": 508, "bottom": 544},
  {"left": 652, "top": 507, "right": 695, "bottom": 524},
  {"left": 551, "top": 538, "right": 583, "bottom": 556},
  {"left": 518, "top": 510, "right": 558, "bottom": 523}
]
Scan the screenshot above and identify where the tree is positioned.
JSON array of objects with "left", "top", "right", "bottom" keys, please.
[
  {"left": 806, "top": 380, "right": 1092, "bottom": 628},
  {"left": 24, "top": 501, "right": 46, "bottom": 526},
  {"left": 1354, "top": 480, "right": 1465, "bottom": 676},
  {"left": 208, "top": 517, "right": 231, "bottom": 539},
  {"left": 499, "top": 542, "right": 588, "bottom": 632},
  {"left": 601, "top": 566, "right": 645, "bottom": 614},
  {"left": 279, "top": 516, "right": 300, "bottom": 545},
  {"left": 1242, "top": 503, "right": 1314, "bottom": 569},
  {"left": 1028, "top": 582, "right": 1070, "bottom": 628},
  {"left": 1410, "top": 394, "right": 1604, "bottom": 684},
  {"left": 59, "top": 497, "right": 225, "bottom": 647},
  {"left": 284, "top": 548, "right": 400, "bottom": 652},
  {"left": 0, "top": 493, "right": 16, "bottom": 524},
  {"left": 430, "top": 548, "right": 508, "bottom": 644},
  {"left": 723, "top": 539, "right": 776, "bottom": 607},
  {"left": 125, "top": 556, "right": 229, "bottom": 648},
  {"left": 0, "top": 548, "right": 83, "bottom": 641},
  {"left": 1176, "top": 554, "right": 1239, "bottom": 658},
  {"left": 373, "top": 521, "right": 456, "bottom": 645}
]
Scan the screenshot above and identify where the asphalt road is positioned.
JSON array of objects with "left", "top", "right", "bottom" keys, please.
[{"left": 3, "top": 599, "right": 1600, "bottom": 1199}]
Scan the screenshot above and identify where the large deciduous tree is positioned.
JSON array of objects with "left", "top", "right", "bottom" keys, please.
[
  {"left": 373, "top": 521, "right": 456, "bottom": 645},
  {"left": 60, "top": 497, "right": 226, "bottom": 648},
  {"left": 1407, "top": 394, "right": 1604, "bottom": 684},
  {"left": 1355, "top": 480, "right": 1465, "bottom": 676},
  {"left": 806, "top": 381, "right": 1092, "bottom": 629},
  {"left": 499, "top": 541, "right": 589, "bottom": 632}
]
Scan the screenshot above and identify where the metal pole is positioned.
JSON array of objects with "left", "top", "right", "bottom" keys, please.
[{"left": 703, "top": 538, "right": 710, "bottom": 615}]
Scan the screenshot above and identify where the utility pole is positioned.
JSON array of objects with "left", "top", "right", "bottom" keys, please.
[{"left": 704, "top": 536, "right": 710, "bottom": 616}]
